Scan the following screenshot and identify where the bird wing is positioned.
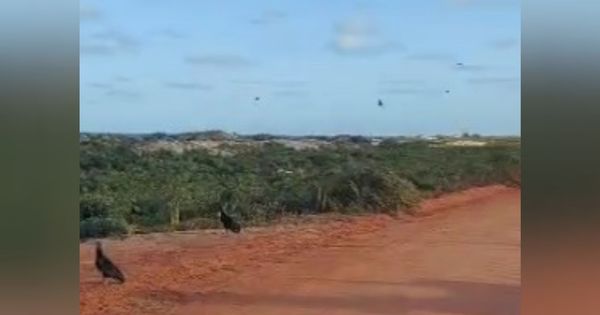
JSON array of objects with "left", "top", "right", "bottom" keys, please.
[{"left": 105, "top": 259, "right": 125, "bottom": 282}]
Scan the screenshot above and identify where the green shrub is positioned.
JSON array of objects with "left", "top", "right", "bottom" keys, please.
[
  {"left": 80, "top": 194, "right": 113, "bottom": 220},
  {"left": 80, "top": 217, "right": 128, "bottom": 239},
  {"left": 79, "top": 133, "right": 520, "bottom": 238},
  {"left": 129, "top": 197, "right": 171, "bottom": 226}
]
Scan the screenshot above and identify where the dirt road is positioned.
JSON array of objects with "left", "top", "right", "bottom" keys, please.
[{"left": 80, "top": 186, "right": 520, "bottom": 315}]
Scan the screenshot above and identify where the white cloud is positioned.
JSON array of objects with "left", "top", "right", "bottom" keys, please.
[{"left": 330, "top": 15, "right": 398, "bottom": 55}]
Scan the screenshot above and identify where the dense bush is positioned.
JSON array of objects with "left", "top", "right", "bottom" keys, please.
[
  {"left": 80, "top": 134, "right": 520, "bottom": 238},
  {"left": 80, "top": 217, "right": 128, "bottom": 239}
]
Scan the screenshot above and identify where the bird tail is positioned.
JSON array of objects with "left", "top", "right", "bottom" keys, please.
[{"left": 116, "top": 270, "right": 126, "bottom": 283}]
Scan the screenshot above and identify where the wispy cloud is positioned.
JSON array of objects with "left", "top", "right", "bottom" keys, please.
[
  {"left": 164, "top": 82, "right": 212, "bottom": 90},
  {"left": 231, "top": 78, "right": 309, "bottom": 98},
  {"left": 379, "top": 85, "right": 449, "bottom": 96},
  {"left": 446, "top": 0, "right": 475, "bottom": 6},
  {"left": 445, "top": 0, "right": 520, "bottom": 9},
  {"left": 105, "top": 88, "right": 142, "bottom": 100},
  {"left": 86, "top": 80, "right": 141, "bottom": 100},
  {"left": 89, "top": 82, "right": 113, "bottom": 89},
  {"left": 85, "top": 76, "right": 142, "bottom": 100},
  {"left": 250, "top": 10, "right": 287, "bottom": 26},
  {"left": 330, "top": 15, "right": 399, "bottom": 56},
  {"left": 379, "top": 79, "right": 425, "bottom": 86},
  {"left": 380, "top": 88, "right": 428, "bottom": 95},
  {"left": 231, "top": 79, "right": 266, "bottom": 86},
  {"left": 153, "top": 28, "right": 187, "bottom": 39},
  {"left": 272, "top": 80, "right": 307, "bottom": 88},
  {"left": 80, "top": 5, "right": 102, "bottom": 22},
  {"left": 490, "top": 38, "right": 519, "bottom": 50},
  {"left": 273, "top": 89, "right": 309, "bottom": 97},
  {"left": 231, "top": 79, "right": 307, "bottom": 88},
  {"left": 185, "top": 54, "right": 254, "bottom": 68},
  {"left": 80, "top": 45, "right": 115, "bottom": 56},
  {"left": 114, "top": 75, "right": 132, "bottom": 83},
  {"left": 467, "top": 77, "right": 519, "bottom": 85},
  {"left": 81, "top": 30, "right": 141, "bottom": 56},
  {"left": 92, "top": 30, "right": 140, "bottom": 49},
  {"left": 455, "top": 64, "right": 487, "bottom": 72},
  {"left": 406, "top": 53, "right": 455, "bottom": 62}
]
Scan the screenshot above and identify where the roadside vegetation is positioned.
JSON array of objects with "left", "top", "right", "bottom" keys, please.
[{"left": 80, "top": 132, "right": 520, "bottom": 239}]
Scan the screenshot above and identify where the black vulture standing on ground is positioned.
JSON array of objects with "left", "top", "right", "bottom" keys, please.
[
  {"left": 95, "top": 241, "right": 125, "bottom": 284},
  {"left": 377, "top": 99, "right": 384, "bottom": 107},
  {"left": 219, "top": 208, "right": 241, "bottom": 233}
]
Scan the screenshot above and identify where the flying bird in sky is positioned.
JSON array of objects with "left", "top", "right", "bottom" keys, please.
[{"left": 377, "top": 99, "right": 384, "bottom": 107}]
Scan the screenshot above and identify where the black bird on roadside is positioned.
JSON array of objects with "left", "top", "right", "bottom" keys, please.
[
  {"left": 377, "top": 99, "right": 384, "bottom": 107},
  {"left": 219, "top": 207, "right": 241, "bottom": 233},
  {"left": 95, "top": 241, "right": 125, "bottom": 284}
]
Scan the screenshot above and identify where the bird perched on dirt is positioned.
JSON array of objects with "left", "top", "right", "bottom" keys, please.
[
  {"left": 377, "top": 99, "right": 384, "bottom": 107},
  {"left": 95, "top": 241, "right": 125, "bottom": 284},
  {"left": 219, "top": 206, "right": 241, "bottom": 234}
]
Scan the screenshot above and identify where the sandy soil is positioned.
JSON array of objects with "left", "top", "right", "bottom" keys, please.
[{"left": 80, "top": 185, "right": 520, "bottom": 315}]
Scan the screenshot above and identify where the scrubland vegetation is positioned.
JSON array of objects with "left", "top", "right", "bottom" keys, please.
[{"left": 80, "top": 132, "right": 520, "bottom": 239}]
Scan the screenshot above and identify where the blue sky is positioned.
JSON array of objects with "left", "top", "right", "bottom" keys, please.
[{"left": 80, "top": 0, "right": 520, "bottom": 136}]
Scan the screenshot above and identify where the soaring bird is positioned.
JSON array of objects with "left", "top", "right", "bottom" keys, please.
[
  {"left": 377, "top": 99, "right": 384, "bottom": 107},
  {"left": 95, "top": 241, "right": 125, "bottom": 284},
  {"left": 219, "top": 207, "right": 241, "bottom": 233},
  {"left": 445, "top": 90, "right": 450, "bottom": 94},
  {"left": 456, "top": 62, "right": 464, "bottom": 66},
  {"left": 254, "top": 96, "right": 260, "bottom": 101}
]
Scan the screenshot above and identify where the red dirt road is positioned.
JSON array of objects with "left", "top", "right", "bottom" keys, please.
[{"left": 80, "top": 186, "right": 520, "bottom": 315}]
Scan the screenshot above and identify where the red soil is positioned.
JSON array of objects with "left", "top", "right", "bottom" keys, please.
[{"left": 80, "top": 185, "right": 520, "bottom": 315}]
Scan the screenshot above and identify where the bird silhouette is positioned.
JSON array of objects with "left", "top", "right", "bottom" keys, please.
[
  {"left": 377, "top": 99, "right": 384, "bottom": 107},
  {"left": 456, "top": 62, "right": 464, "bottom": 66},
  {"left": 219, "top": 206, "right": 241, "bottom": 233},
  {"left": 445, "top": 90, "right": 450, "bottom": 93},
  {"left": 254, "top": 96, "right": 260, "bottom": 101},
  {"left": 95, "top": 241, "right": 125, "bottom": 284}
]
